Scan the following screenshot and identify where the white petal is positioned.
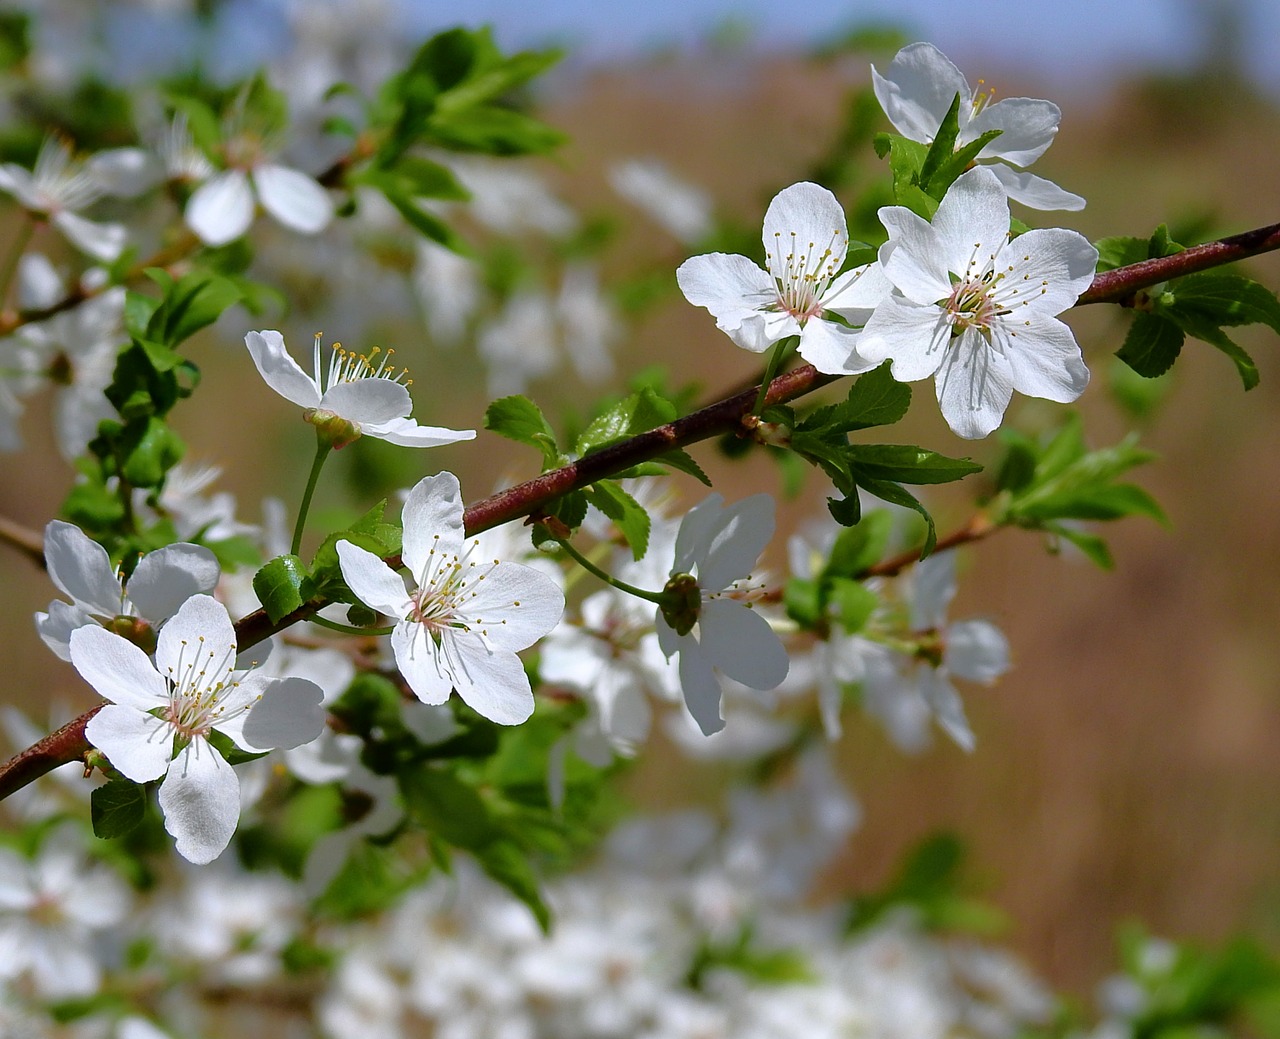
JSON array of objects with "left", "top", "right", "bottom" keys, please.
[
  {"left": 88, "top": 148, "right": 163, "bottom": 197},
  {"left": 674, "top": 634, "right": 725, "bottom": 736},
  {"left": 158, "top": 739, "right": 240, "bottom": 864},
  {"left": 336, "top": 540, "right": 412, "bottom": 618},
  {"left": 676, "top": 252, "right": 778, "bottom": 352},
  {"left": 400, "top": 471, "right": 465, "bottom": 576},
  {"left": 449, "top": 636, "right": 535, "bottom": 725},
  {"left": 85, "top": 704, "right": 172, "bottom": 782},
  {"left": 244, "top": 329, "right": 322, "bottom": 409},
  {"left": 239, "top": 676, "right": 326, "bottom": 751},
  {"left": 934, "top": 329, "right": 1014, "bottom": 439},
  {"left": 254, "top": 163, "right": 333, "bottom": 234},
  {"left": 35, "top": 599, "right": 92, "bottom": 661},
  {"left": 126, "top": 542, "right": 220, "bottom": 623},
  {"left": 967, "top": 97, "right": 1061, "bottom": 167},
  {"left": 391, "top": 621, "right": 453, "bottom": 704},
  {"left": 918, "top": 669, "right": 975, "bottom": 752},
  {"left": 909, "top": 551, "right": 957, "bottom": 631},
  {"left": 761, "top": 181, "right": 849, "bottom": 274},
  {"left": 698, "top": 598, "right": 788, "bottom": 691},
  {"left": 795, "top": 316, "right": 879, "bottom": 376},
  {"left": 319, "top": 377, "right": 412, "bottom": 426},
  {"left": 1002, "top": 316, "right": 1090, "bottom": 404},
  {"left": 464, "top": 561, "right": 564, "bottom": 652},
  {"left": 155, "top": 594, "right": 237, "bottom": 677},
  {"left": 361, "top": 416, "right": 476, "bottom": 448},
  {"left": 43, "top": 520, "right": 122, "bottom": 616},
  {"left": 822, "top": 261, "right": 892, "bottom": 319},
  {"left": 871, "top": 43, "right": 971, "bottom": 143},
  {"left": 17, "top": 253, "right": 63, "bottom": 310},
  {"left": 186, "top": 169, "right": 254, "bottom": 246},
  {"left": 70, "top": 626, "right": 168, "bottom": 711},
  {"left": 696, "top": 494, "right": 774, "bottom": 592},
  {"left": 997, "top": 227, "right": 1098, "bottom": 315},
  {"left": 877, "top": 205, "right": 951, "bottom": 303},
  {"left": 986, "top": 164, "right": 1085, "bottom": 212},
  {"left": 52, "top": 212, "right": 126, "bottom": 261},
  {"left": 672, "top": 493, "right": 725, "bottom": 575},
  {"left": 930, "top": 167, "right": 1013, "bottom": 276},
  {"left": 856, "top": 293, "right": 951, "bottom": 382},
  {"left": 945, "top": 620, "right": 1010, "bottom": 683}
]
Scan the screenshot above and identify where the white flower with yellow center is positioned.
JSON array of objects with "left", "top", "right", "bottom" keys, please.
[
  {"left": 858, "top": 167, "right": 1097, "bottom": 439},
  {"left": 245, "top": 329, "right": 475, "bottom": 449},
  {"left": 336, "top": 471, "right": 565, "bottom": 725},
  {"left": 73, "top": 594, "right": 326, "bottom": 864},
  {"left": 676, "top": 181, "right": 890, "bottom": 374}
]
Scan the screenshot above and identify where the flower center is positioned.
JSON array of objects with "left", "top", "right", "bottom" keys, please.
[
  {"left": 969, "top": 79, "right": 996, "bottom": 120},
  {"left": 162, "top": 634, "right": 248, "bottom": 740},
  {"left": 409, "top": 536, "right": 488, "bottom": 641},
  {"left": 944, "top": 275, "right": 1002, "bottom": 335},
  {"left": 766, "top": 227, "right": 846, "bottom": 321}
]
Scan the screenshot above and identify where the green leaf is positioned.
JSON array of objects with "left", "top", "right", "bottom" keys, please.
[
  {"left": 829, "top": 576, "right": 878, "bottom": 633},
  {"left": 1171, "top": 272, "right": 1280, "bottom": 334},
  {"left": 400, "top": 766, "right": 499, "bottom": 848},
  {"left": 576, "top": 387, "right": 676, "bottom": 456},
  {"left": 823, "top": 510, "right": 894, "bottom": 578},
  {"left": 253, "top": 554, "right": 310, "bottom": 623},
  {"left": 485, "top": 395, "right": 560, "bottom": 468},
  {"left": 924, "top": 128, "right": 1002, "bottom": 196},
  {"left": 91, "top": 778, "right": 147, "bottom": 839},
  {"left": 1093, "top": 235, "right": 1154, "bottom": 272},
  {"left": 119, "top": 416, "right": 185, "bottom": 487},
  {"left": 916, "top": 93, "right": 963, "bottom": 187},
  {"left": 846, "top": 443, "right": 983, "bottom": 484},
  {"left": 849, "top": 477, "right": 936, "bottom": 554},
  {"left": 474, "top": 840, "right": 551, "bottom": 932},
  {"left": 144, "top": 269, "right": 243, "bottom": 347},
  {"left": 380, "top": 187, "right": 469, "bottom": 252},
  {"left": 1116, "top": 312, "right": 1185, "bottom": 378},
  {"left": 1173, "top": 315, "right": 1259, "bottom": 390},
  {"left": 783, "top": 577, "right": 822, "bottom": 627},
  {"left": 584, "top": 480, "right": 651, "bottom": 560}
]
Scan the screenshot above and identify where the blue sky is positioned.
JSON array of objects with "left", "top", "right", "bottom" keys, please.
[{"left": 395, "top": 0, "right": 1280, "bottom": 97}]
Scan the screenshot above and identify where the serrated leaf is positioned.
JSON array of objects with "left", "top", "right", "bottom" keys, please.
[
  {"left": 585, "top": 481, "right": 650, "bottom": 560},
  {"left": 1116, "top": 312, "right": 1184, "bottom": 378},
  {"left": 813, "top": 363, "right": 911, "bottom": 432},
  {"left": 1092, "top": 235, "right": 1152, "bottom": 272},
  {"left": 485, "top": 395, "right": 561, "bottom": 468},
  {"left": 851, "top": 477, "right": 936, "bottom": 555},
  {"left": 617, "top": 448, "right": 711, "bottom": 486},
  {"left": 1049, "top": 522, "right": 1113, "bottom": 569},
  {"left": 91, "top": 778, "right": 148, "bottom": 838},
  {"left": 1166, "top": 311, "right": 1259, "bottom": 390},
  {"left": 1172, "top": 272, "right": 1280, "bottom": 334},
  {"left": 253, "top": 554, "right": 310, "bottom": 623},
  {"left": 1018, "top": 483, "right": 1167, "bottom": 524}
]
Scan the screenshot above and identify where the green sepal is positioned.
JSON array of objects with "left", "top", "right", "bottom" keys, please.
[{"left": 91, "top": 778, "right": 147, "bottom": 839}]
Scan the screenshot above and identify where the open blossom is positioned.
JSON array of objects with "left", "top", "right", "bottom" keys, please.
[
  {"left": 656, "top": 493, "right": 789, "bottom": 736},
  {"left": 858, "top": 166, "right": 1097, "bottom": 439},
  {"left": 336, "top": 471, "right": 565, "bottom": 725},
  {"left": 36, "top": 519, "right": 220, "bottom": 661},
  {"left": 74, "top": 594, "right": 326, "bottom": 864},
  {"left": 676, "top": 181, "right": 890, "bottom": 375},
  {"left": 872, "top": 42, "right": 1084, "bottom": 211},
  {"left": 0, "top": 136, "right": 127, "bottom": 260},
  {"left": 245, "top": 329, "right": 475, "bottom": 448}
]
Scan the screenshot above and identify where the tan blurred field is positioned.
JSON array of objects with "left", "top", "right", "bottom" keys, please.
[{"left": 2, "top": 41, "right": 1279, "bottom": 996}]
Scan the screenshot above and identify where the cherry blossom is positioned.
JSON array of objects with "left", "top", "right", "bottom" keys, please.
[
  {"left": 858, "top": 166, "right": 1098, "bottom": 438},
  {"left": 676, "top": 181, "right": 890, "bottom": 374},
  {"left": 336, "top": 471, "right": 565, "bottom": 725},
  {"left": 74, "top": 594, "right": 326, "bottom": 864},
  {"left": 872, "top": 41, "right": 1085, "bottom": 211},
  {"left": 245, "top": 329, "right": 475, "bottom": 449}
]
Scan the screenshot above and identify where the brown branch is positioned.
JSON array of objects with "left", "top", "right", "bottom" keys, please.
[
  {"left": 0, "top": 514, "right": 45, "bottom": 565},
  {"left": 1078, "top": 222, "right": 1280, "bottom": 306},
  {"left": 4, "top": 214, "right": 1280, "bottom": 803},
  {"left": 862, "top": 513, "right": 997, "bottom": 579}
]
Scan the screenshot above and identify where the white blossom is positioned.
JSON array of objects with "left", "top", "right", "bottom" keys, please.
[
  {"left": 245, "top": 329, "right": 475, "bottom": 448},
  {"left": 677, "top": 181, "right": 890, "bottom": 374},
  {"left": 872, "top": 41, "right": 1085, "bottom": 211},
  {"left": 337, "top": 471, "right": 565, "bottom": 725},
  {"left": 656, "top": 493, "right": 789, "bottom": 736},
  {"left": 35, "top": 519, "right": 220, "bottom": 661},
  {"left": 74, "top": 594, "right": 326, "bottom": 863},
  {"left": 859, "top": 166, "right": 1097, "bottom": 439}
]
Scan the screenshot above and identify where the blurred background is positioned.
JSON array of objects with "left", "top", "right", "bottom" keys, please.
[{"left": 1, "top": 0, "right": 1279, "bottom": 997}]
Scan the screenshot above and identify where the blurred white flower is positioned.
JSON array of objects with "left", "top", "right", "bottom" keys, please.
[{"left": 610, "top": 158, "right": 713, "bottom": 243}]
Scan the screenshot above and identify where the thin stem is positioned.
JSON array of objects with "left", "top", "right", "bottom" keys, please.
[
  {"left": 752, "top": 337, "right": 796, "bottom": 417},
  {"left": 0, "top": 513, "right": 46, "bottom": 565},
  {"left": 309, "top": 615, "right": 395, "bottom": 637},
  {"left": 553, "top": 534, "right": 664, "bottom": 604},
  {"left": 292, "top": 439, "right": 332, "bottom": 557},
  {"left": 0, "top": 215, "right": 35, "bottom": 305}
]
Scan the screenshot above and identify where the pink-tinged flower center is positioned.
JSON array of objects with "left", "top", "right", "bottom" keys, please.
[
  {"left": 944, "top": 275, "right": 1002, "bottom": 335},
  {"left": 162, "top": 634, "right": 249, "bottom": 740},
  {"left": 766, "top": 227, "right": 847, "bottom": 321},
  {"left": 409, "top": 536, "right": 496, "bottom": 641}
]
